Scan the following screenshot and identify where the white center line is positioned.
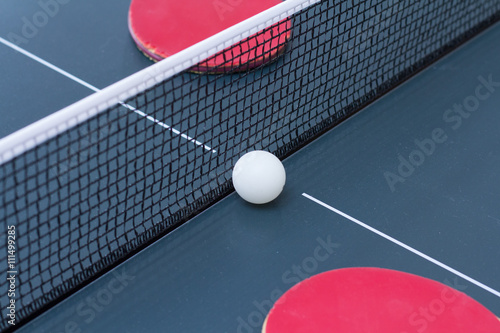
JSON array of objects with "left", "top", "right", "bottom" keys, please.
[
  {"left": 0, "top": 36, "right": 216, "bottom": 153},
  {"left": 120, "top": 102, "right": 216, "bottom": 153},
  {"left": 302, "top": 192, "right": 500, "bottom": 298}
]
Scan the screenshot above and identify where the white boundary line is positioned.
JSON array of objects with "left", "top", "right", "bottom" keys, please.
[
  {"left": 302, "top": 193, "right": 500, "bottom": 298},
  {"left": 0, "top": 0, "right": 321, "bottom": 164},
  {"left": 0, "top": 37, "right": 100, "bottom": 92},
  {"left": 0, "top": 37, "right": 215, "bottom": 153}
]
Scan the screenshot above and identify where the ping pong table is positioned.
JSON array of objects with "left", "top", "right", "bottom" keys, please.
[{"left": 0, "top": 0, "right": 499, "bottom": 332}]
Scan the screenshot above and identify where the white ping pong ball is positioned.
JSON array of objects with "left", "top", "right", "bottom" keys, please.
[{"left": 232, "top": 150, "right": 286, "bottom": 204}]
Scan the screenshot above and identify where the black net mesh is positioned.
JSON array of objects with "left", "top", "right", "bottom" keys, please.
[{"left": 1, "top": 0, "right": 500, "bottom": 331}]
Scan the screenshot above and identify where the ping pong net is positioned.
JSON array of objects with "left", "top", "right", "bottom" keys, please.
[{"left": 0, "top": 0, "right": 499, "bottom": 330}]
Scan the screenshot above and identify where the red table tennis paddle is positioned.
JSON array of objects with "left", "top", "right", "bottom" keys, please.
[
  {"left": 263, "top": 267, "right": 500, "bottom": 332},
  {"left": 128, "top": 0, "right": 291, "bottom": 73}
]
